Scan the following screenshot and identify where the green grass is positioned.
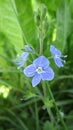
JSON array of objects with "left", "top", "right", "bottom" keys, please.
[{"left": 0, "top": 0, "right": 73, "bottom": 130}]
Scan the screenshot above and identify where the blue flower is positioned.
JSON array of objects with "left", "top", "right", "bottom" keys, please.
[
  {"left": 24, "top": 56, "right": 54, "bottom": 87},
  {"left": 16, "top": 52, "right": 29, "bottom": 69},
  {"left": 50, "top": 45, "right": 65, "bottom": 67},
  {"left": 25, "top": 45, "right": 33, "bottom": 52}
]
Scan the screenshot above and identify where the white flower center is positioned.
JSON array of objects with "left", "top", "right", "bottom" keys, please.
[
  {"left": 36, "top": 67, "right": 43, "bottom": 74},
  {"left": 55, "top": 54, "right": 59, "bottom": 58}
]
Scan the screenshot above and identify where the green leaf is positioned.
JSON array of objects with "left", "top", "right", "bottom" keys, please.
[
  {"left": 43, "top": 121, "right": 53, "bottom": 130},
  {"left": 0, "top": 0, "right": 24, "bottom": 53},
  {"left": 38, "top": 0, "right": 62, "bottom": 11},
  {"left": 23, "top": 90, "right": 37, "bottom": 100},
  {"left": 56, "top": 0, "right": 71, "bottom": 51},
  {"left": 66, "top": 111, "right": 73, "bottom": 130},
  {"left": 14, "top": 0, "right": 36, "bottom": 45}
]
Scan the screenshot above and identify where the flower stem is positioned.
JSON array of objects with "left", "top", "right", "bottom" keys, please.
[
  {"left": 46, "top": 82, "right": 68, "bottom": 130},
  {"left": 39, "top": 33, "right": 43, "bottom": 55},
  {"left": 42, "top": 81, "right": 47, "bottom": 97},
  {"left": 39, "top": 5, "right": 43, "bottom": 55},
  {"left": 42, "top": 81, "right": 55, "bottom": 124}
]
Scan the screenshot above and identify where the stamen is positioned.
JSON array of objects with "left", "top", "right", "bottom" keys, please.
[
  {"left": 55, "top": 54, "right": 59, "bottom": 58},
  {"left": 36, "top": 67, "right": 43, "bottom": 74}
]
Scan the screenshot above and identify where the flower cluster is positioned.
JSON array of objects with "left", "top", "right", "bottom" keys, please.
[{"left": 16, "top": 45, "right": 65, "bottom": 87}]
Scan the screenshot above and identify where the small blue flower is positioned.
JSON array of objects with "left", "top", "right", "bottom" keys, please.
[
  {"left": 24, "top": 56, "right": 54, "bottom": 87},
  {"left": 16, "top": 52, "right": 29, "bottom": 69},
  {"left": 25, "top": 45, "right": 33, "bottom": 52},
  {"left": 50, "top": 45, "right": 65, "bottom": 67}
]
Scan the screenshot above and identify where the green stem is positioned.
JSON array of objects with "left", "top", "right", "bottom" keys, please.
[
  {"left": 46, "top": 82, "right": 68, "bottom": 130},
  {"left": 42, "top": 81, "right": 54, "bottom": 124},
  {"left": 42, "top": 81, "right": 47, "bottom": 97},
  {"left": 39, "top": 5, "right": 43, "bottom": 55},
  {"left": 39, "top": 35, "right": 43, "bottom": 55}
]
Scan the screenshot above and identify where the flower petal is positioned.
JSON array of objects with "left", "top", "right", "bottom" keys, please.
[
  {"left": 50, "top": 45, "right": 61, "bottom": 57},
  {"left": 41, "top": 67, "right": 54, "bottom": 81},
  {"left": 15, "top": 60, "right": 24, "bottom": 69},
  {"left": 15, "top": 52, "right": 29, "bottom": 69},
  {"left": 24, "top": 64, "right": 36, "bottom": 77},
  {"left": 25, "top": 45, "right": 33, "bottom": 52},
  {"left": 33, "top": 56, "right": 49, "bottom": 69},
  {"left": 54, "top": 58, "right": 63, "bottom": 67},
  {"left": 32, "top": 74, "right": 41, "bottom": 87},
  {"left": 21, "top": 52, "right": 29, "bottom": 61},
  {"left": 17, "top": 61, "right": 24, "bottom": 69}
]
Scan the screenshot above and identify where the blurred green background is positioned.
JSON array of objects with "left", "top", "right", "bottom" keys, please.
[{"left": 0, "top": 0, "right": 73, "bottom": 130}]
